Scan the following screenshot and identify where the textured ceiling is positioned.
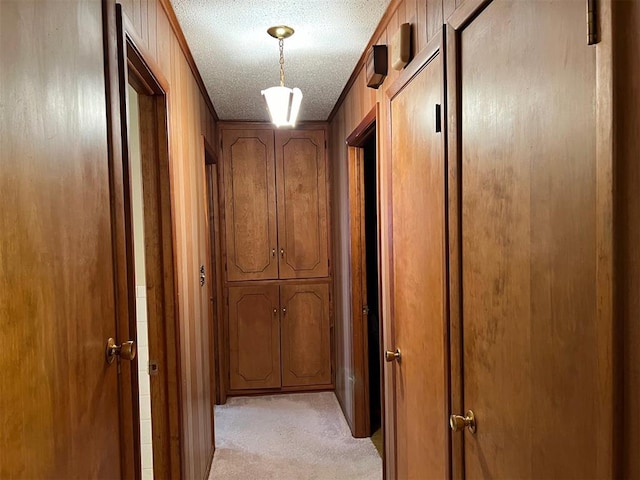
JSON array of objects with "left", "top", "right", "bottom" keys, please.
[{"left": 170, "top": 0, "right": 392, "bottom": 122}]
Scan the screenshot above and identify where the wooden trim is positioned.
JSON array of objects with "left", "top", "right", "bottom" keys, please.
[
  {"left": 157, "top": 0, "right": 219, "bottom": 121},
  {"left": 103, "top": 1, "right": 137, "bottom": 477},
  {"left": 447, "top": 0, "right": 491, "bottom": 30},
  {"left": 386, "top": 34, "right": 442, "bottom": 101},
  {"left": 118, "top": 6, "right": 183, "bottom": 478},
  {"left": 226, "top": 385, "right": 335, "bottom": 397},
  {"left": 348, "top": 145, "right": 367, "bottom": 438},
  {"left": 218, "top": 121, "right": 329, "bottom": 131},
  {"left": 444, "top": 22, "right": 464, "bottom": 480},
  {"left": 595, "top": 0, "right": 616, "bottom": 476},
  {"left": 204, "top": 144, "right": 226, "bottom": 405},
  {"left": 345, "top": 106, "right": 380, "bottom": 440},
  {"left": 345, "top": 106, "right": 377, "bottom": 147},
  {"left": 327, "top": 0, "right": 404, "bottom": 122},
  {"left": 224, "top": 277, "right": 333, "bottom": 288}
]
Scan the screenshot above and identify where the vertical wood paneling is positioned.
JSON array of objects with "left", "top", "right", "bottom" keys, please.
[
  {"left": 427, "top": 0, "right": 444, "bottom": 42},
  {"left": 443, "top": 0, "right": 455, "bottom": 20},
  {"left": 417, "top": 0, "right": 428, "bottom": 53},
  {"left": 122, "top": 1, "right": 217, "bottom": 477}
]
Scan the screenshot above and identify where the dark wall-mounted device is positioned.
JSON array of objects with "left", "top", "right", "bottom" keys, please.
[{"left": 366, "top": 45, "right": 388, "bottom": 89}]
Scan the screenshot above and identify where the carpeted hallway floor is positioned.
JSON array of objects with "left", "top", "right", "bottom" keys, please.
[{"left": 209, "top": 392, "right": 382, "bottom": 480}]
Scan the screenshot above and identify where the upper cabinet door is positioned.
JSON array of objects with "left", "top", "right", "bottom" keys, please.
[
  {"left": 223, "top": 129, "right": 278, "bottom": 281},
  {"left": 275, "top": 130, "right": 329, "bottom": 279}
]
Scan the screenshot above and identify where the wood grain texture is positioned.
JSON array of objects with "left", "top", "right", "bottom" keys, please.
[
  {"left": 388, "top": 52, "right": 447, "bottom": 479},
  {"left": 0, "top": 0, "right": 125, "bottom": 476},
  {"left": 328, "top": 7, "right": 445, "bottom": 465},
  {"left": 118, "top": 2, "right": 218, "bottom": 477},
  {"left": 222, "top": 129, "right": 278, "bottom": 281},
  {"left": 228, "top": 285, "right": 281, "bottom": 390},
  {"left": 458, "top": 1, "right": 610, "bottom": 477},
  {"left": 275, "top": 129, "right": 329, "bottom": 279},
  {"left": 280, "top": 284, "right": 332, "bottom": 387},
  {"left": 613, "top": 1, "right": 640, "bottom": 478}
]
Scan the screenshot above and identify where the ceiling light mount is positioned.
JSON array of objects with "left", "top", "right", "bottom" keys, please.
[
  {"left": 267, "top": 25, "right": 294, "bottom": 40},
  {"left": 261, "top": 25, "right": 302, "bottom": 128}
]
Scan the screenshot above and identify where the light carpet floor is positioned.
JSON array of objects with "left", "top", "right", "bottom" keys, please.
[{"left": 209, "top": 392, "right": 382, "bottom": 480}]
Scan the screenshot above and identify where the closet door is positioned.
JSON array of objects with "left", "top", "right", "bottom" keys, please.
[
  {"left": 275, "top": 130, "right": 329, "bottom": 279},
  {"left": 450, "top": 0, "right": 612, "bottom": 477},
  {"left": 280, "top": 283, "right": 331, "bottom": 387},
  {"left": 387, "top": 50, "right": 447, "bottom": 478},
  {"left": 223, "top": 129, "right": 278, "bottom": 281},
  {"left": 228, "top": 285, "right": 281, "bottom": 390}
]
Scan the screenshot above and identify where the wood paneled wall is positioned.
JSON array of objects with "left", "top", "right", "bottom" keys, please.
[
  {"left": 120, "top": 1, "right": 217, "bottom": 478},
  {"left": 614, "top": 1, "right": 640, "bottom": 478},
  {"left": 329, "top": 0, "right": 446, "bottom": 453}
]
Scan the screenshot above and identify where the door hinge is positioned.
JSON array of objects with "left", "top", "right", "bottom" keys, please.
[
  {"left": 587, "top": 0, "right": 598, "bottom": 45},
  {"left": 435, "top": 104, "right": 442, "bottom": 133}
]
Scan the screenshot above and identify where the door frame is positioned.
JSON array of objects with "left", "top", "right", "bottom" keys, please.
[
  {"left": 345, "top": 104, "right": 384, "bottom": 441},
  {"left": 204, "top": 136, "right": 227, "bottom": 405},
  {"left": 107, "top": 4, "right": 183, "bottom": 477}
]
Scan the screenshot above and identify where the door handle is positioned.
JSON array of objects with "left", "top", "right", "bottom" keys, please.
[
  {"left": 450, "top": 410, "right": 476, "bottom": 434},
  {"left": 280, "top": 248, "right": 285, "bottom": 258},
  {"left": 272, "top": 248, "right": 276, "bottom": 257},
  {"left": 384, "top": 348, "right": 401, "bottom": 362},
  {"left": 106, "top": 337, "right": 137, "bottom": 364}
]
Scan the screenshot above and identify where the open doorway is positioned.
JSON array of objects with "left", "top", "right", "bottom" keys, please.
[
  {"left": 346, "top": 106, "right": 384, "bottom": 457},
  {"left": 362, "top": 133, "right": 382, "bottom": 448},
  {"left": 115, "top": 6, "right": 182, "bottom": 477}
]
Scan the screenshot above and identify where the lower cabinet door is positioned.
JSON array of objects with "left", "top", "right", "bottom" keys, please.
[
  {"left": 228, "top": 285, "right": 281, "bottom": 390},
  {"left": 280, "top": 283, "right": 331, "bottom": 387}
]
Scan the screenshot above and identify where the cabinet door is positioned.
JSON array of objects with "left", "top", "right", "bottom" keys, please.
[
  {"left": 223, "top": 129, "right": 278, "bottom": 281},
  {"left": 275, "top": 130, "right": 329, "bottom": 279},
  {"left": 228, "top": 285, "right": 281, "bottom": 390},
  {"left": 280, "top": 284, "right": 331, "bottom": 387}
]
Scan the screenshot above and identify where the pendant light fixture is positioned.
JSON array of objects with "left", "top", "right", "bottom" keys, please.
[{"left": 261, "top": 25, "right": 303, "bottom": 128}]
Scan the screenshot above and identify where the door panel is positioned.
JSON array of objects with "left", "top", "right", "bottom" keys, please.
[
  {"left": 228, "top": 285, "right": 281, "bottom": 389},
  {"left": 0, "top": 0, "right": 128, "bottom": 476},
  {"left": 275, "top": 130, "right": 329, "bottom": 279},
  {"left": 223, "top": 130, "right": 278, "bottom": 281},
  {"left": 280, "top": 284, "right": 331, "bottom": 387},
  {"left": 389, "top": 53, "right": 448, "bottom": 478},
  {"left": 458, "top": 0, "right": 606, "bottom": 477}
]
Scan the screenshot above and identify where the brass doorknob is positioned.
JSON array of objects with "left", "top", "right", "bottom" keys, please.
[
  {"left": 106, "top": 337, "right": 137, "bottom": 364},
  {"left": 384, "top": 348, "right": 401, "bottom": 362},
  {"left": 450, "top": 410, "right": 476, "bottom": 434}
]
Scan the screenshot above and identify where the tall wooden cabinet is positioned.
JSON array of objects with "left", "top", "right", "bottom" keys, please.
[
  {"left": 223, "top": 128, "right": 328, "bottom": 282},
  {"left": 221, "top": 125, "right": 332, "bottom": 396}
]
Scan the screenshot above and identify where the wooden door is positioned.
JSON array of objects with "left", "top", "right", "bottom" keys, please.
[
  {"left": 275, "top": 130, "right": 329, "bottom": 279},
  {"left": 223, "top": 129, "right": 278, "bottom": 281},
  {"left": 0, "top": 0, "right": 134, "bottom": 477},
  {"left": 228, "top": 285, "right": 281, "bottom": 390},
  {"left": 388, "top": 51, "right": 448, "bottom": 478},
  {"left": 451, "top": 0, "right": 612, "bottom": 477},
  {"left": 280, "top": 283, "right": 332, "bottom": 387}
]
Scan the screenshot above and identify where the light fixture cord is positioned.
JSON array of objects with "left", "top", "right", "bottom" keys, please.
[{"left": 279, "top": 37, "right": 285, "bottom": 87}]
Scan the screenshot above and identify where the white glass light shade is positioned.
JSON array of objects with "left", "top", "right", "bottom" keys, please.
[{"left": 261, "top": 86, "right": 303, "bottom": 127}]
